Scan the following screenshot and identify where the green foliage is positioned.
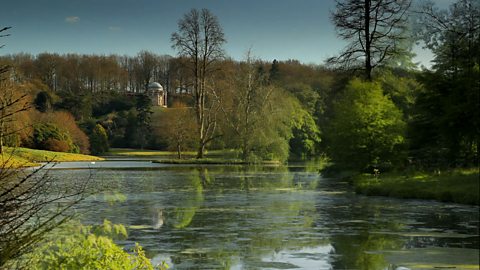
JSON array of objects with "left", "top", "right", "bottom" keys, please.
[
  {"left": 289, "top": 108, "right": 321, "bottom": 160},
  {"left": 135, "top": 95, "right": 153, "bottom": 149},
  {"left": 34, "top": 90, "right": 57, "bottom": 112},
  {"left": 24, "top": 220, "right": 166, "bottom": 270},
  {"left": 32, "top": 123, "right": 79, "bottom": 153},
  {"left": 325, "top": 78, "right": 406, "bottom": 171},
  {"left": 89, "top": 124, "right": 109, "bottom": 155},
  {"left": 378, "top": 70, "right": 422, "bottom": 117},
  {"left": 92, "top": 92, "right": 135, "bottom": 117},
  {"left": 410, "top": 0, "right": 480, "bottom": 168},
  {"left": 284, "top": 82, "right": 320, "bottom": 114},
  {"left": 56, "top": 90, "right": 92, "bottom": 121}
]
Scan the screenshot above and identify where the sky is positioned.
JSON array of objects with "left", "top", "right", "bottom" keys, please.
[{"left": 0, "top": 0, "right": 456, "bottom": 67}]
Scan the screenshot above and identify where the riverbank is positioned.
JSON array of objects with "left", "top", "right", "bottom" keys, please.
[
  {"left": 353, "top": 168, "right": 479, "bottom": 205},
  {"left": 152, "top": 158, "right": 281, "bottom": 165},
  {"left": 2, "top": 147, "right": 104, "bottom": 167},
  {"left": 107, "top": 148, "right": 281, "bottom": 165}
]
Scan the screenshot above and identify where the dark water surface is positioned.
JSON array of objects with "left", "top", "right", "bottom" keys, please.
[{"left": 48, "top": 161, "right": 479, "bottom": 269}]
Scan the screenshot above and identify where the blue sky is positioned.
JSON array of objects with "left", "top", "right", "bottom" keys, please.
[{"left": 0, "top": 0, "right": 455, "bottom": 66}]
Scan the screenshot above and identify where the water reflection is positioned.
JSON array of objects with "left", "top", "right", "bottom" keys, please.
[{"left": 48, "top": 163, "right": 479, "bottom": 269}]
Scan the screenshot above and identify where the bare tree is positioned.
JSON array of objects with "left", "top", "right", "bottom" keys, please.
[
  {"left": 0, "top": 26, "right": 90, "bottom": 268},
  {"left": 0, "top": 27, "right": 30, "bottom": 155},
  {"left": 135, "top": 51, "right": 158, "bottom": 92},
  {"left": 415, "top": 0, "right": 480, "bottom": 75},
  {"left": 329, "top": 0, "right": 412, "bottom": 80},
  {"left": 0, "top": 161, "right": 90, "bottom": 268},
  {"left": 0, "top": 27, "right": 11, "bottom": 77},
  {"left": 171, "top": 8, "right": 226, "bottom": 158}
]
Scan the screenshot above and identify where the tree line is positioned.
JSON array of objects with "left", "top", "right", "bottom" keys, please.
[{"left": 0, "top": 0, "right": 477, "bottom": 168}]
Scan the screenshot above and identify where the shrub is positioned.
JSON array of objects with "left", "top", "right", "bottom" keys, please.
[
  {"left": 31, "top": 111, "right": 90, "bottom": 154},
  {"left": 90, "top": 124, "right": 109, "bottom": 155},
  {"left": 43, "top": 138, "right": 70, "bottom": 153},
  {"left": 20, "top": 220, "right": 167, "bottom": 270},
  {"left": 32, "top": 123, "right": 77, "bottom": 153}
]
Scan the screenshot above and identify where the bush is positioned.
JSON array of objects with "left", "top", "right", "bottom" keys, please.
[
  {"left": 20, "top": 220, "right": 167, "bottom": 270},
  {"left": 31, "top": 111, "right": 90, "bottom": 154},
  {"left": 89, "top": 124, "right": 109, "bottom": 155},
  {"left": 32, "top": 123, "right": 78, "bottom": 153},
  {"left": 43, "top": 138, "right": 71, "bottom": 153}
]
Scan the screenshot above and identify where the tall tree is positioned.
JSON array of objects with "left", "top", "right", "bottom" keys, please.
[
  {"left": 325, "top": 78, "right": 406, "bottom": 171},
  {"left": 135, "top": 51, "right": 158, "bottom": 92},
  {"left": 171, "top": 8, "right": 226, "bottom": 158},
  {"left": 329, "top": 0, "right": 412, "bottom": 80},
  {"left": 221, "top": 53, "right": 300, "bottom": 162},
  {"left": 410, "top": 0, "right": 480, "bottom": 167}
]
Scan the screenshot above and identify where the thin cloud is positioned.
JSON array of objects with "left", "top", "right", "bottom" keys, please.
[{"left": 65, "top": 16, "right": 80, "bottom": 24}]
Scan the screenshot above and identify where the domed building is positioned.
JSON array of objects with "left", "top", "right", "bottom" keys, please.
[{"left": 147, "top": 82, "right": 167, "bottom": 107}]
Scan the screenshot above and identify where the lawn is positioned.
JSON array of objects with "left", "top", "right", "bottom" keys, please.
[
  {"left": 2, "top": 147, "right": 104, "bottom": 168},
  {"left": 353, "top": 168, "right": 480, "bottom": 205}
]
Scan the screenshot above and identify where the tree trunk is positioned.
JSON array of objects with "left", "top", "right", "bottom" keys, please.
[
  {"left": 177, "top": 143, "right": 182, "bottom": 159},
  {"left": 196, "top": 143, "right": 205, "bottom": 159},
  {"left": 364, "top": 0, "right": 372, "bottom": 81}
]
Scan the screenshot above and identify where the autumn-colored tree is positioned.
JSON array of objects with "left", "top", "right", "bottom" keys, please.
[{"left": 156, "top": 102, "right": 196, "bottom": 159}]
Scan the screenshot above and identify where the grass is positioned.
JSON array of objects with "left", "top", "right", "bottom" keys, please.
[
  {"left": 152, "top": 158, "right": 281, "bottom": 165},
  {"left": 2, "top": 147, "right": 104, "bottom": 168},
  {"left": 353, "top": 168, "right": 480, "bottom": 205},
  {"left": 107, "top": 148, "right": 197, "bottom": 157},
  {"left": 107, "top": 148, "right": 281, "bottom": 165}
]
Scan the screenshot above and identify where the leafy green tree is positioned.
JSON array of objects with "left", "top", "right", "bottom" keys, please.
[
  {"left": 411, "top": 0, "right": 479, "bottom": 167},
  {"left": 56, "top": 90, "right": 92, "bottom": 121},
  {"left": 269, "top": 59, "right": 280, "bottom": 83},
  {"left": 135, "top": 94, "right": 153, "bottom": 149},
  {"left": 221, "top": 54, "right": 299, "bottom": 162},
  {"left": 325, "top": 78, "right": 406, "bottom": 171},
  {"left": 289, "top": 108, "right": 321, "bottom": 160},
  {"left": 90, "top": 124, "right": 109, "bottom": 155},
  {"left": 284, "top": 82, "right": 320, "bottom": 114}
]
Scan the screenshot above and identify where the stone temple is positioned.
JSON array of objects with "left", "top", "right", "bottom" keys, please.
[{"left": 147, "top": 82, "right": 167, "bottom": 107}]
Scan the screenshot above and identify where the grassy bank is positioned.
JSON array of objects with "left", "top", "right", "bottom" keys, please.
[
  {"left": 152, "top": 158, "right": 281, "bottom": 165},
  {"left": 107, "top": 148, "right": 239, "bottom": 159},
  {"left": 353, "top": 168, "right": 479, "bottom": 205},
  {"left": 107, "top": 148, "right": 281, "bottom": 164},
  {"left": 2, "top": 147, "right": 104, "bottom": 167}
]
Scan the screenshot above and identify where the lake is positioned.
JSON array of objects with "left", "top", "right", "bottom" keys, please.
[{"left": 46, "top": 161, "right": 479, "bottom": 269}]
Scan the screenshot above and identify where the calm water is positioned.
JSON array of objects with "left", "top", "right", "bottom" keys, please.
[{"left": 48, "top": 161, "right": 479, "bottom": 270}]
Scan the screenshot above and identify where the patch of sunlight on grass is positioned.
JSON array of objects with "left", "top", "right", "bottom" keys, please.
[{"left": 3, "top": 147, "right": 103, "bottom": 167}]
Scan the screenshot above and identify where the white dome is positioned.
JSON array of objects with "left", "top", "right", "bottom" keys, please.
[{"left": 148, "top": 82, "right": 163, "bottom": 91}]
